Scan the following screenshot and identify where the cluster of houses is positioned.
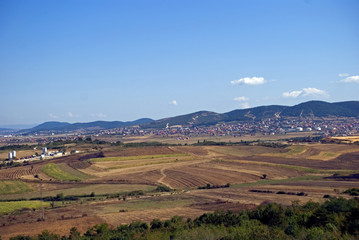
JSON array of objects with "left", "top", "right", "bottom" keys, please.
[
  {"left": 111, "top": 117, "right": 358, "bottom": 139},
  {"left": 1, "top": 117, "right": 359, "bottom": 145}
]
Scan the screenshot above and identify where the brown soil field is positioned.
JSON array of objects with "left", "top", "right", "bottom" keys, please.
[
  {"left": 0, "top": 150, "right": 37, "bottom": 160},
  {"left": 1, "top": 143, "right": 359, "bottom": 239},
  {"left": 102, "top": 146, "right": 180, "bottom": 157},
  {"left": 98, "top": 132, "right": 315, "bottom": 145},
  {"left": 0, "top": 207, "right": 104, "bottom": 239},
  {"left": 225, "top": 153, "right": 359, "bottom": 170}
]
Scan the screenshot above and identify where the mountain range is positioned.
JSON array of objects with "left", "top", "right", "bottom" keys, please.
[
  {"left": 15, "top": 100, "right": 359, "bottom": 132},
  {"left": 141, "top": 100, "right": 359, "bottom": 129},
  {"left": 21, "top": 118, "right": 154, "bottom": 133}
]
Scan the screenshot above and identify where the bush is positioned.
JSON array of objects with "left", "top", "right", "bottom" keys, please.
[
  {"left": 343, "top": 188, "right": 359, "bottom": 196},
  {"left": 155, "top": 185, "right": 172, "bottom": 192}
]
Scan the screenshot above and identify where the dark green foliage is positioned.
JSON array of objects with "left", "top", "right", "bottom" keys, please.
[
  {"left": 10, "top": 236, "right": 32, "bottom": 240},
  {"left": 343, "top": 188, "right": 359, "bottom": 196},
  {"left": 37, "top": 230, "right": 61, "bottom": 240},
  {"left": 68, "top": 227, "right": 81, "bottom": 240},
  {"left": 150, "top": 219, "right": 163, "bottom": 229},
  {"left": 251, "top": 203, "right": 286, "bottom": 226},
  {"left": 124, "top": 142, "right": 169, "bottom": 147},
  {"left": 198, "top": 183, "right": 230, "bottom": 189},
  {"left": 193, "top": 140, "right": 228, "bottom": 146},
  {"left": 155, "top": 185, "right": 172, "bottom": 192},
  {"left": 9, "top": 197, "right": 359, "bottom": 240},
  {"left": 126, "top": 190, "right": 144, "bottom": 196},
  {"left": 129, "top": 221, "right": 149, "bottom": 233},
  {"left": 345, "top": 207, "right": 359, "bottom": 235},
  {"left": 31, "top": 193, "right": 79, "bottom": 202},
  {"left": 0, "top": 144, "right": 33, "bottom": 151}
]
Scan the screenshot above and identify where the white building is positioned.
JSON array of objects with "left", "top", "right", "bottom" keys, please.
[
  {"left": 12, "top": 150, "right": 16, "bottom": 158},
  {"left": 8, "top": 152, "right": 12, "bottom": 159},
  {"left": 42, "top": 147, "right": 47, "bottom": 154}
]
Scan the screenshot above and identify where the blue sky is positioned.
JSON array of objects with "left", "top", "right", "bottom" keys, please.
[{"left": 0, "top": 0, "right": 358, "bottom": 126}]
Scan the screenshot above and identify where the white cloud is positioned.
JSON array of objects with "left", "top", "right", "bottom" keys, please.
[
  {"left": 283, "top": 87, "right": 328, "bottom": 98},
  {"left": 283, "top": 90, "right": 302, "bottom": 98},
  {"left": 48, "top": 113, "right": 58, "bottom": 119},
  {"left": 169, "top": 100, "right": 178, "bottom": 106},
  {"left": 340, "top": 75, "right": 359, "bottom": 83},
  {"left": 339, "top": 73, "right": 349, "bottom": 77},
  {"left": 231, "top": 77, "right": 266, "bottom": 85},
  {"left": 233, "top": 96, "right": 249, "bottom": 102},
  {"left": 302, "top": 88, "right": 328, "bottom": 97},
  {"left": 90, "top": 113, "right": 107, "bottom": 118}
]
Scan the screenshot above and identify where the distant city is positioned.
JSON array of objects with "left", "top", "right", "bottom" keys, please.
[{"left": 1, "top": 100, "right": 359, "bottom": 145}]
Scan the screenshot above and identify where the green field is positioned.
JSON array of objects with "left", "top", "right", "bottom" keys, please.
[
  {"left": 0, "top": 184, "right": 156, "bottom": 201},
  {"left": 89, "top": 154, "right": 189, "bottom": 162},
  {"left": 0, "top": 180, "right": 33, "bottom": 195},
  {"left": 42, "top": 163, "right": 82, "bottom": 181},
  {"left": 262, "top": 145, "right": 308, "bottom": 158},
  {"left": 106, "top": 158, "right": 192, "bottom": 170},
  {"left": 57, "top": 163, "right": 93, "bottom": 179},
  {"left": 0, "top": 200, "right": 50, "bottom": 215}
]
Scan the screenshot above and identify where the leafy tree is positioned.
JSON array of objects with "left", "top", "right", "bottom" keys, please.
[
  {"left": 150, "top": 219, "right": 163, "bottom": 229},
  {"left": 155, "top": 185, "right": 171, "bottom": 192},
  {"left": 37, "top": 230, "right": 60, "bottom": 240},
  {"left": 9, "top": 236, "right": 31, "bottom": 240},
  {"left": 68, "top": 227, "right": 81, "bottom": 240}
]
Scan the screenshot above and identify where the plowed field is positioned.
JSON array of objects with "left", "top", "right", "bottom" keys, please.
[{"left": 1, "top": 143, "right": 359, "bottom": 239}]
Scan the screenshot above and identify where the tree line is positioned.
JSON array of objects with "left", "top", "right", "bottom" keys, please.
[{"left": 5, "top": 197, "right": 359, "bottom": 240}]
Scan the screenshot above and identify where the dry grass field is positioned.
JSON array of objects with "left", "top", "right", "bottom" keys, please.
[
  {"left": 0, "top": 142, "right": 359, "bottom": 239},
  {"left": 329, "top": 136, "right": 359, "bottom": 143},
  {"left": 94, "top": 132, "right": 316, "bottom": 145}
]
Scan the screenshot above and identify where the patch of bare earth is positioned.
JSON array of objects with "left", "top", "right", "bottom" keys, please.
[{"left": 0, "top": 207, "right": 103, "bottom": 240}]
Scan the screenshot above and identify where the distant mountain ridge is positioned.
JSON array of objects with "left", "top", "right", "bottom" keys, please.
[
  {"left": 142, "top": 100, "right": 359, "bottom": 129},
  {"left": 24, "top": 100, "right": 359, "bottom": 132},
  {"left": 25, "top": 118, "right": 154, "bottom": 132}
]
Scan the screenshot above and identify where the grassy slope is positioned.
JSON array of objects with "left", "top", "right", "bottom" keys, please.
[
  {"left": 0, "top": 184, "right": 156, "bottom": 201},
  {"left": 56, "top": 163, "right": 93, "bottom": 179},
  {"left": 0, "top": 201, "right": 50, "bottom": 215},
  {"left": 261, "top": 145, "right": 308, "bottom": 158},
  {"left": 308, "top": 148, "right": 359, "bottom": 160},
  {"left": 0, "top": 180, "right": 33, "bottom": 195},
  {"left": 106, "top": 158, "right": 193, "bottom": 170},
  {"left": 42, "top": 163, "right": 81, "bottom": 181}
]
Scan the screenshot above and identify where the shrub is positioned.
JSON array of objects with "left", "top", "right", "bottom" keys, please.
[
  {"left": 343, "top": 188, "right": 359, "bottom": 196},
  {"left": 155, "top": 185, "right": 171, "bottom": 192}
]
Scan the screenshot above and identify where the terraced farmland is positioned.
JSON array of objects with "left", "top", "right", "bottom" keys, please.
[{"left": 1, "top": 143, "right": 359, "bottom": 239}]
